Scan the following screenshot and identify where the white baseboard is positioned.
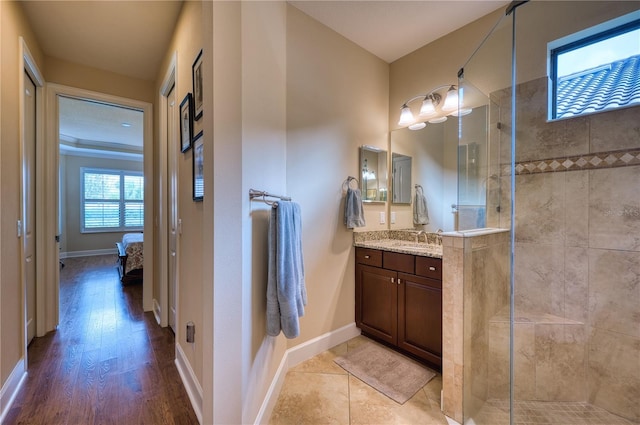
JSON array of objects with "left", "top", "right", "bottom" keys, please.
[
  {"left": 286, "top": 322, "right": 360, "bottom": 369},
  {"left": 60, "top": 248, "right": 117, "bottom": 258},
  {"left": 253, "top": 322, "right": 360, "bottom": 424},
  {"left": 153, "top": 298, "right": 162, "bottom": 325},
  {"left": 175, "top": 343, "right": 203, "bottom": 424},
  {"left": 0, "top": 358, "right": 27, "bottom": 423}
]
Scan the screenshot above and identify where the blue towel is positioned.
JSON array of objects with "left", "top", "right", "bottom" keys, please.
[
  {"left": 344, "top": 187, "right": 366, "bottom": 228},
  {"left": 267, "top": 201, "right": 307, "bottom": 339}
]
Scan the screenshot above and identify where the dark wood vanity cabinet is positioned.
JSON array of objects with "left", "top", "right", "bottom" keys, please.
[{"left": 355, "top": 247, "right": 442, "bottom": 367}]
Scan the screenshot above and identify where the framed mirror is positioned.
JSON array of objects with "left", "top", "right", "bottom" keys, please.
[{"left": 360, "top": 146, "right": 388, "bottom": 203}]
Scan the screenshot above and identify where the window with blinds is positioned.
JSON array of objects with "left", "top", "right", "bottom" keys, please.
[{"left": 81, "top": 168, "right": 144, "bottom": 232}]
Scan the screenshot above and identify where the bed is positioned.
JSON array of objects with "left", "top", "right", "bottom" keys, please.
[{"left": 116, "top": 233, "right": 144, "bottom": 284}]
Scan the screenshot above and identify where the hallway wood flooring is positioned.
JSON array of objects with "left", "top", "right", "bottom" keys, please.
[{"left": 4, "top": 255, "right": 198, "bottom": 425}]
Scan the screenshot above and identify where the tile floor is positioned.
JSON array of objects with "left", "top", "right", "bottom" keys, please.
[
  {"left": 472, "top": 399, "right": 639, "bottom": 425},
  {"left": 268, "top": 335, "right": 639, "bottom": 425},
  {"left": 268, "top": 335, "right": 448, "bottom": 425}
]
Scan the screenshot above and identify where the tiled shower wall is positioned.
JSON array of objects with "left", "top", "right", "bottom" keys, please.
[{"left": 493, "top": 77, "right": 640, "bottom": 421}]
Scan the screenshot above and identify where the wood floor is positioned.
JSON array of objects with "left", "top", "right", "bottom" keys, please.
[{"left": 4, "top": 255, "right": 199, "bottom": 425}]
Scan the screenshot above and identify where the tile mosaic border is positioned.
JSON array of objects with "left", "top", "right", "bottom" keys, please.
[{"left": 503, "top": 148, "right": 640, "bottom": 176}]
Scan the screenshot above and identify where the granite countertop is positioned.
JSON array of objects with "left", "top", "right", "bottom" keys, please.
[{"left": 353, "top": 230, "right": 443, "bottom": 258}]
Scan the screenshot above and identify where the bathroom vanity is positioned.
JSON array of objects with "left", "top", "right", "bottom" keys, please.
[{"left": 354, "top": 234, "right": 443, "bottom": 369}]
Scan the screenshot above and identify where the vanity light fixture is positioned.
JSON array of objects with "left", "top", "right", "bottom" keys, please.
[{"left": 398, "top": 84, "right": 469, "bottom": 130}]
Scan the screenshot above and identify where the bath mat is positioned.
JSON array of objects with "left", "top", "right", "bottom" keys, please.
[{"left": 334, "top": 341, "right": 436, "bottom": 404}]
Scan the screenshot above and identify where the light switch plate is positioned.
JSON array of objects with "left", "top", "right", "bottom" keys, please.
[{"left": 379, "top": 212, "right": 386, "bottom": 224}]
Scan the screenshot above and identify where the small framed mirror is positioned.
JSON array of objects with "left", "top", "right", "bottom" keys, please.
[
  {"left": 360, "top": 146, "right": 388, "bottom": 203},
  {"left": 392, "top": 152, "right": 412, "bottom": 204}
]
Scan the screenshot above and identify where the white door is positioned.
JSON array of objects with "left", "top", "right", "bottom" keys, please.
[
  {"left": 393, "top": 155, "right": 412, "bottom": 204},
  {"left": 167, "top": 85, "right": 178, "bottom": 332},
  {"left": 24, "top": 71, "right": 37, "bottom": 345}
]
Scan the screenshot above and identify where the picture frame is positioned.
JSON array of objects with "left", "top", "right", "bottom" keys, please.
[
  {"left": 179, "top": 93, "right": 193, "bottom": 153},
  {"left": 192, "top": 49, "right": 203, "bottom": 121},
  {"left": 192, "top": 131, "right": 204, "bottom": 201}
]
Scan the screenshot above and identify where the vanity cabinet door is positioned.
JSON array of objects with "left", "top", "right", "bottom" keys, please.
[
  {"left": 356, "top": 264, "right": 398, "bottom": 345},
  {"left": 397, "top": 272, "right": 442, "bottom": 367}
]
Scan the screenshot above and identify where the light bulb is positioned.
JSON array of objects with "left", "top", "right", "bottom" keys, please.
[
  {"left": 418, "top": 97, "right": 437, "bottom": 118},
  {"left": 441, "top": 86, "right": 458, "bottom": 112},
  {"left": 398, "top": 105, "right": 415, "bottom": 126}
]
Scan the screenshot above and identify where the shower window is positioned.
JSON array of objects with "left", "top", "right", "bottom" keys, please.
[{"left": 548, "top": 12, "right": 640, "bottom": 120}]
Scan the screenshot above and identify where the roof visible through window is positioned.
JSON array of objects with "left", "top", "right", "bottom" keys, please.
[{"left": 550, "top": 17, "right": 640, "bottom": 120}]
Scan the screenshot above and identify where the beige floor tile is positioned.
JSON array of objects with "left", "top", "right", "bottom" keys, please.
[
  {"left": 349, "top": 375, "right": 448, "bottom": 425},
  {"left": 269, "top": 371, "right": 350, "bottom": 425},
  {"left": 269, "top": 336, "right": 449, "bottom": 425}
]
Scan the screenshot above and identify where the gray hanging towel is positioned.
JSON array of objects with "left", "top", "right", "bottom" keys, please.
[
  {"left": 413, "top": 185, "right": 429, "bottom": 225},
  {"left": 344, "top": 187, "right": 366, "bottom": 228},
  {"left": 266, "top": 201, "right": 307, "bottom": 339}
]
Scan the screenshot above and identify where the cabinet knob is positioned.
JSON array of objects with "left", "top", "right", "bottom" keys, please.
[
  {"left": 429, "top": 266, "right": 436, "bottom": 271},
  {"left": 364, "top": 255, "right": 370, "bottom": 259}
]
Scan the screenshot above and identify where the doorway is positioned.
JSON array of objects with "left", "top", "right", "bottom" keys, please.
[{"left": 43, "top": 84, "right": 154, "bottom": 334}]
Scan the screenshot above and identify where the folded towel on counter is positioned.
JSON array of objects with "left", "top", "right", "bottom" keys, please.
[
  {"left": 267, "top": 201, "right": 307, "bottom": 339},
  {"left": 413, "top": 185, "right": 430, "bottom": 225},
  {"left": 344, "top": 187, "right": 366, "bottom": 228}
]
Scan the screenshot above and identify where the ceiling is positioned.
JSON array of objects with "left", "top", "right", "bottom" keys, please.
[
  {"left": 58, "top": 97, "right": 144, "bottom": 160},
  {"left": 20, "top": 0, "right": 508, "bottom": 152},
  {"left": 20, "top": 0, "right": 183, "bottom": 81},
  {"left": 289, "top": 1, "right": 509, "bottom": 63}
]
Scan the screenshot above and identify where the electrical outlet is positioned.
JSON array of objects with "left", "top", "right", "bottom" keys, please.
[
  {"left": 390, "top": 212, "right": 396, "bottom": 224},
  {"left": 186, "top": 321, "right": 195, "bottom": 343}
]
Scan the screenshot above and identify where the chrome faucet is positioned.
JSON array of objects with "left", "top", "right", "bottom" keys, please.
[{"left": 415, "top": 230, "right": 428, "bottom": 243}]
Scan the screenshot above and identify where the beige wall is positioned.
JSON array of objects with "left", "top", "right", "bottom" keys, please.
[
  {"left": 209, "top": 1, "right": 242, "bottom": 422},
  {"left": 0, "top": 0, "right": 44, "bottom": 394},
  {"left": 240, "top": 1, "right": 288, "bottom": 421},
  {"left": 45, "top": 55, "right": 154, "bottom": 104},
  {"left": 60, "top": 154, "right": 143, "bottom": 254},
  {"left": 154, "top": 0, "right": 204, "bottom": 393},
  {"left": 286, "top": 4, "right": 389, "bottom": 346}
]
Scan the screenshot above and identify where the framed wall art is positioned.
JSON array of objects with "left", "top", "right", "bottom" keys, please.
[
  {"left": 180, "top": 93, "right": 193, "bottom": 153},
  {"left": 192, "top": 131, "right": 204, "bottom": 201},
  {"left": 192, "top": 49, "right": 203, "bottom": 121}
]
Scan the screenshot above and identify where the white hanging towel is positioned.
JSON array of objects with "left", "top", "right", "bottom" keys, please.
[{"left": 413, "top": 185, "right": 429, "bottom": 225}]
